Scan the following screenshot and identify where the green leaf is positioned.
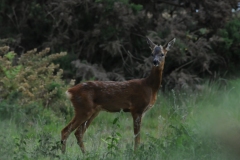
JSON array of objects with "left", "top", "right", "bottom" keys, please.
[
  {"left": 101, "top": 138, "right": 108, "bottom": 143},
  {"left": 199, "top": 28, "right": 207, "bottom": 34},
  {"left": 116, "top": 132, "right": 121, "bottom": 137},
  {"left": 113, "top": 117, "right": 119, "bottom": 124},
  {"left": 4, "top": 52, "right": 15, "bottom": 60},
  {"left": 112, "top": 138, "right": 119, "bottom": 143},
  {"left": 106, "top": 136, "right": 112, "bottom": 141}
]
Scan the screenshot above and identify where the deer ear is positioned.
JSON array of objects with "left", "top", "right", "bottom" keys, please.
[
  {"left": 164, "top": 38, "right": 176, "bottom": 51},
  {"left": 146, "top": 37, "right": 156, "bottom": 50}
]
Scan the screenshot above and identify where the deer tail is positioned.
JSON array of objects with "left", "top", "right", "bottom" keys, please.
[{"left": 65, "top": 90, "right": 72, "bottom": 99}]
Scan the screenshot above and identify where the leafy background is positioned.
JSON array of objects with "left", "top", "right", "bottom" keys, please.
[
  {"left": 1, "top": 0, "right": 240, "bottom": 88},
  {"left": 0, "top": 0, "right": 240, "bottom": 159}
]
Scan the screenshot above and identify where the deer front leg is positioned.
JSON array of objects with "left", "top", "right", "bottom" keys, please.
[{"left": 131, "top": 112, "right": 142, "bottom": 151}]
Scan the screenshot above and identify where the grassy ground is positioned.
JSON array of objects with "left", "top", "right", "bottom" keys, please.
[{"left": 1, "top": 79, "right": 240, "bottom": 160}]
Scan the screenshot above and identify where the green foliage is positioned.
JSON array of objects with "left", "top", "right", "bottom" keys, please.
[
  {"left": 46, "top": 82, "right": 62, "bottom": 99},
  {"left": 4, "top": 51, "right": 15, "bottom": 60},
  {"left": 13, "top": 134, "right": 28, "bottom": 160},
  {"left": 220, "top": 18, "right": 240, "bottom": 45},
  {"left": 12, "top": 131, "right": 61, "bottom": 160},
  {"left": 0, "top": 52, "right": 22, "bottom": 81},
  {"left": 1, "top": 79, "right": 240, "bottom": 159},
  {"left": 0, "top": 46, "right": 73, "bottom": 113},
  {"left": 0, "top": 0, "right": 239, "bottom": 89},
  {"left": 0, "top": 100, "right": 18, "bottom": 120},
  {"left": 218, "top": 18, "right": 240, "bottom": 72},
  {"left": 34, "top": 133, "right": 61, "bottom": 159},
  {"left": 130, "top": 3, "right": 143, "bottom": 13},
  {"left": 102, "top": 111, "right": 122, "bottom": 158}
]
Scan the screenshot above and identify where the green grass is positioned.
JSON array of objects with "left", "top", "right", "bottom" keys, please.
[{"left": 1, "top": 79, "right": 240, "bottom": 159}]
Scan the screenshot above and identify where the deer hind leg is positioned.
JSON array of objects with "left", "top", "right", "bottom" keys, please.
[
  {"left": 131, "top": 112, "right": 143, "bottom": 151},
  {"left": 61, "top": 107, "right": 95, "bottom": 154},
  {"left": 61, "top": 116, "right": 80, "bottom": 153},
  {"left": 74, "top": 111, "right": 100, "bottom": 153}
]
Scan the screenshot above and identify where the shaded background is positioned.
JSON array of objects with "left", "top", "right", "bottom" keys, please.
[
  {"left": 1, "top": 1, "right": 240, "bottom": 159},
  {"left": 0, "top": 0, "right": 240, "bottom": 89}
]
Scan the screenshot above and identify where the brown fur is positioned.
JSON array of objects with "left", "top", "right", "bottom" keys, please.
[{"left": 61, "top": 38, "right": 175, "bottom": 153}]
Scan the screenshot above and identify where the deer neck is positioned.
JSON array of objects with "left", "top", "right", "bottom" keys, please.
[{"left": 145, "top": 62, "right": 165, "bottom": 91}]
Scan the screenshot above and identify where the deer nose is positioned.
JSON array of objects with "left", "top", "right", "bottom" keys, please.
[{"left": 153, "top": 59, "right": 159, "bottom": 66}]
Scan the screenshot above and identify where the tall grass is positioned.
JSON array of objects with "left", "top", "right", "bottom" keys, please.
[{"left": 1, "top": 79, "right": 240, "bottom": 160}]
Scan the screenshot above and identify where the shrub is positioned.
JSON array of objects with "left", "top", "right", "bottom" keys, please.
[
  {"left": 216, "top": 18, "right": 240, "bottom": 73},
  {"left": 0, "top": 0, "right": 238, "bottom": 89},
  {"left": 0, "top": 46, "right": 74, "bottom": 112}
]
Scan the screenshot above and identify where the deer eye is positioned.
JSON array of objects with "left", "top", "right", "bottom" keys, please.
[{"left": 160, "top": 53, "right": 164, "bottom": 57}]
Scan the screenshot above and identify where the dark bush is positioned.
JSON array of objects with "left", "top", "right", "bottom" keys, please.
[{"left": 0, "top": 0, "right": 239, "bottom": 89}]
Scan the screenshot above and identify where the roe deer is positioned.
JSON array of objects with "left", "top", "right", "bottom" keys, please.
[{"left": 61, "top": 37, "right": 175, "bottom": 153}]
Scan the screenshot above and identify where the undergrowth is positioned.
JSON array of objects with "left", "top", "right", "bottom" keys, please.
[{"left": 1, "top": 79, "right": 240, "bottom": 159}]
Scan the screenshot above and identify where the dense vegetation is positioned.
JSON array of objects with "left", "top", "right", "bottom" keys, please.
[
  {"left": 1, "top": 0, "right": 240, "bottom": 159},
  {"left": 1, "top": 78, "right": 240, "bottom": 159},
  {"left": 0, "top": 0, "right": 240, "bottom": 87}
]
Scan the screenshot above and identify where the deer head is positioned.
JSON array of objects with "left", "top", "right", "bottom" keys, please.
[{"left": 147, "top": 37, "right": 175, "bottom": 66}]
